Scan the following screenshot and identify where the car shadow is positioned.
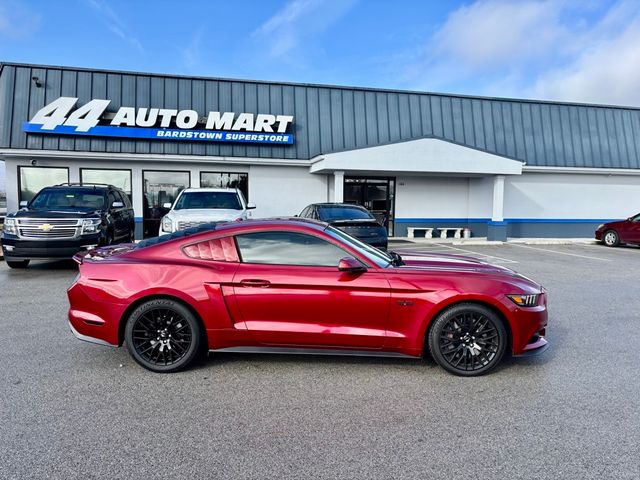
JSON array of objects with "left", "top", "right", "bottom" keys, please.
[
  {"left": 201, "top": 351, "right": 434, "bottom": 370},
  {"left": 3, "top": 259, "right": 77, "bottom": 270}
]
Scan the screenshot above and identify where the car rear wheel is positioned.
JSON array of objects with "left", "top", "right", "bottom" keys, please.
[
  {"left": 6, "top": 259, "right": 30, "bottom": 269},
  {"left": 125, "top": 298, "right": 202, "bottom": 373},
  {"left": 428, "top": 303, "right": 507, "bottom": 376},
  {"left": 603, "top": 230, "right": 619, "bottom": 247}
]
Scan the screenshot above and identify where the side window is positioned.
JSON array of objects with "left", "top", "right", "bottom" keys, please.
[
  {"left": 108, "top": 191, "right": 119, "bottom": 209},
  {"left": 183, "top": 236, "right": 239, "bottom": 262},
  {"left": 117, "top": 190, "right": 132, "bottom": 208},
  {"left": 299, "top": 206, "right": 310, "bottom": 217},
  {"left": 235, "top": 231, "right": 348, "bottom": 267}
]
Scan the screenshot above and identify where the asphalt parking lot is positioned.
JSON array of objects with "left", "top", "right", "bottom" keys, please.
[{"left": 1, "top": 242, "right": 639, "bottom": 479}]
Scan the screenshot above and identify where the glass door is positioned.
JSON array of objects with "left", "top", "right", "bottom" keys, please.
[
  {"left": 142, "top": 171, "right": 190, "bottom": 238},
  {"left": 343, "top": 177, "right": 395, "bottom": 236}
]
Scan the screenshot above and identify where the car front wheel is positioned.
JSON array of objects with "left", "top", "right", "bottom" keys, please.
[
  {"left": 428, "top": 303, "right": 507, "bottom": 376},
  {"left": 603, "top": 230, "right": 619, "bottom": 247},
  {"left": 125, "top": 298, "right": 202, "bottom": 373}
]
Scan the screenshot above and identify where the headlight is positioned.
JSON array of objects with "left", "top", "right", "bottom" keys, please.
[
  {"left": 81, "top": 218, "right": 101, "bottom": 234},
  {"left": 161, "top": 217, "right": 173, "bottom": 233},
  {"left": 4, "top": 218, "right": 17, "bottom": 235},
  {"left": 597, "top": 224, "right": 604, "bottom": 230},
  {"left": 507, "top": 294, "right": 540, "bottom": 307}
]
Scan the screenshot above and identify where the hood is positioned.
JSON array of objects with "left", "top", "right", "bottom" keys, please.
[
  {"left": 9, "top": 209, "right": 103, "bottom": 219},
  {"left": 166, "top": 208, "right": 244, "bottom": 222},
  {"left": 602, "top": 219, "right": 628, "bottom": 228},
  {"left": 396, "top": 252, "right": 542, "bottom": 291},
  {"left": 399, "top": 252, "right": 515, "bottom": 275}
]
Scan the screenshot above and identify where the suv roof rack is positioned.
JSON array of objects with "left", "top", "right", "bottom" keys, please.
[{"left": 55, "top": 182, "right": 116, "bottom": 188}]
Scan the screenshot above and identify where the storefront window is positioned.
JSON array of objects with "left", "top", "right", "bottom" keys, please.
[
  {"left": 19, "top": 166, "right": 69, "bottom": 202},
  {"left": 200, "top": 172, "right": 249, "bottom": 200},
  {"left": 81, "top": 169, "right": 132, "bottom": 196},
  {"left": 142, "top": 170, "right": 190, "bottom": 238}
]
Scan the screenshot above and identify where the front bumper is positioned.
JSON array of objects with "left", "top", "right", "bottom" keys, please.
[
  {"left": 595, "top": 229, "right": 604, "bottom": 241},
  {"left": 1, "top": 233, "right": 103, "bottom": 260}
]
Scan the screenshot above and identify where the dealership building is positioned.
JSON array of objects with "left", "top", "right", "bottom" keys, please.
[{"left": 1, "top": 61, "right": 640, "bottom": 240}]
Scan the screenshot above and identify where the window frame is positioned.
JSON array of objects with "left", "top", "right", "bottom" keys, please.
[
  {"left": 18, "top": 166, "right": 70, "bottom": 203},
  {"left": 80, "top": 168, "right": 133, "bottom": 195},
  {"left": 200, "top": 171, "right": 249, "bottom": 200}
]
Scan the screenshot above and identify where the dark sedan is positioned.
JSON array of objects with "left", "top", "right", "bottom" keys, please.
[{"left": 298, "top": 203, "right": 388, "bottom": 249}]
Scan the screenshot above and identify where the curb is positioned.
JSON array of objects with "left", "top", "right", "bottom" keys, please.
[{"left": 390, "top": 237, "right": 598, "bottom": 246}]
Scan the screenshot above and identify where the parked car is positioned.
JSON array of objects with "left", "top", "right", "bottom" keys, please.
[
  {"left": 298, "top": 203, "right": 388, "bottom": 249},
  {"left": 595, "top": 213, "right": 640, "bottom": 247},
  {"left": 159, "top": 188, "right": 255, "bottom": 236},
  {"left": 2, "top": 183, "right": 134, "bottom": 268},
  {"left": 68, "top": 218, "right": 548, "bottom": 376}
]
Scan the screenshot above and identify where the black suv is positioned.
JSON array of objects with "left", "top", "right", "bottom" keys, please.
[{"left": 2, "top": 183, "right": 135, "bottom": 268}]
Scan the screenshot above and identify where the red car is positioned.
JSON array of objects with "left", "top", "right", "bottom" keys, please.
[
  {"left": 595, "top": 213, "right": 640, "bottom": 247},
  {"left": 68, "top": 219, "right": 548, "bottom": 376}
]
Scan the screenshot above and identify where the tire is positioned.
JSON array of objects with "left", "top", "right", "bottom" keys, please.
[
  {"left": 603, "top": 230, "right": 619, "bottom": 247},
  {"left": 125, "top": 298, "right": 202, "bottom": 373},
  {"left": 6, "top": 259, "right": 30, "bottom": 269},
  {"left": 428, "top": 303, "right": 507, "bottom": 377}
]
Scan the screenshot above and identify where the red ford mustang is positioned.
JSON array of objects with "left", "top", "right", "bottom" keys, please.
[{"left": 68, "top": 219, "right": 548, "bottom": 376}]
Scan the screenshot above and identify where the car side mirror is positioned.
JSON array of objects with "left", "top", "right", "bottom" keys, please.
[
  {"left": 338, "top": 257, "right": 367, "bottom": 273},
  {"left": 247, "top": 203, "right": 256, "bottom": 210},
  {"left": 111, "top": 201, "right": 124, "bottom": 209},
  {"left": 19, "top": 200, "right": 28, "bottom": 208},
  {"left": 162, "top": 202, "right": 172, "bottom": 209}
]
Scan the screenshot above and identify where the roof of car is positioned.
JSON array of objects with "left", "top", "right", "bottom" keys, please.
[
  {"left": 180, "top": 187, "right": 240, "bottom": 193},
  {"left": 135, "top": 218, "right": 327, "bottom": 249},
  {"left": 311, "top": 203, "right": 367, "bottom": 208}
]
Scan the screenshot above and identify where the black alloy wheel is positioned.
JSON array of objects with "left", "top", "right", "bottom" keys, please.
[
  {"left": 428, "top": 303, "right": 507, "bottom": 376},
  {"left": 125, "top": 298, "right": 202, "bottom": 373}
]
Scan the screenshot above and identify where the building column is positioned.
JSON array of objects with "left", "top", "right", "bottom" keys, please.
[
  {"left": 333, "top": 171, "right": 344, "bottom": 203},
  {"left": 487, "top": 175, "right": 507, "bottom": 241}
]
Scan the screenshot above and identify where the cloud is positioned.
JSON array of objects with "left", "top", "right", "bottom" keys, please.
[
  {"left": 181, "top": 26, "right": 206, "bottom": 71},
  {"left": 532, "top": 2, "right": 640, "bottom": 105},
  {"left": 0, "top": 0, "right": 41, "bottom": 39},
  {"left": 253, "top": 0, "right": 357, "bottom": 59},
  {"left": 87, "top": 0, "right": 143, "bottom": 53},
  {"left": 399, "top": 0, "right": 640, "bottom": 106}
]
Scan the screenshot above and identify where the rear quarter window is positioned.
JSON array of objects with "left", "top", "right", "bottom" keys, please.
[{"left": 182, "top": 236, "right": 239, "bottom": 262}]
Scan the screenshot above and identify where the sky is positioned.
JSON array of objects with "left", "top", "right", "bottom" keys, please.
[{"left": 1, "top": 0, "right": 640, "bottom": 192}]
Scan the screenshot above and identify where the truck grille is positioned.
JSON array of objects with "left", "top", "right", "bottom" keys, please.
[
  {"left": 177, "top": 221, "right": 209, "bottom": 231},
  {"left": 17, "top": 218, "right": 81, "bottom": 239}
]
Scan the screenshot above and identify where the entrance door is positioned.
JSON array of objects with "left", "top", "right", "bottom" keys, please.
[
  {"left": 142, "top": 171, "right": 190, "bottom": 238},
  {"left": 344, "top": 177, "right": 396, "bottom": 236}
]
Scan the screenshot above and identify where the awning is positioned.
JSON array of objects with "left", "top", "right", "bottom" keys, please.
[{"left": 309, "top": 138, "right": 523, "bottom": 176}]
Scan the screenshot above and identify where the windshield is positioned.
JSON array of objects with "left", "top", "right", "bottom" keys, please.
[
  {"left": 325, "top": 225, "right": 392, "bottom": 268},
  {"left": 29, "top": 189, "right": 106, "bottom": 210},
  {"left": 174, "top": 191, "right": 242, "bottom": 210},
  {"left": 318, "top": 205, "right": 374, "bottom": 221}
]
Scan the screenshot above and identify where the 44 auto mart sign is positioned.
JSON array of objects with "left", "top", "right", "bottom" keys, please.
[{"left": 23, "top": 97, "right": 294, "bottom": 145}]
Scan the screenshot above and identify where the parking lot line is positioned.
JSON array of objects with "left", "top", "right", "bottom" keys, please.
[{"left": 507, "top": 243, "right": 611, "bottom": 261}]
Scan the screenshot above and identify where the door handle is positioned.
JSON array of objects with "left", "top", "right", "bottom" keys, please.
[{"left": 239, "top": 279, "right": 271, "bottom": 288}]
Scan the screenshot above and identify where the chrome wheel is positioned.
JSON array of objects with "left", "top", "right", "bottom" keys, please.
[
  {"left": 603, "top": 230, "right": 619, "bottom": 247},
  {"left": 125, "top": 299, "right": 201, "bottom": 372},
  {"left": 428, "top": 303, "right": 507, "bottom": 376}
]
